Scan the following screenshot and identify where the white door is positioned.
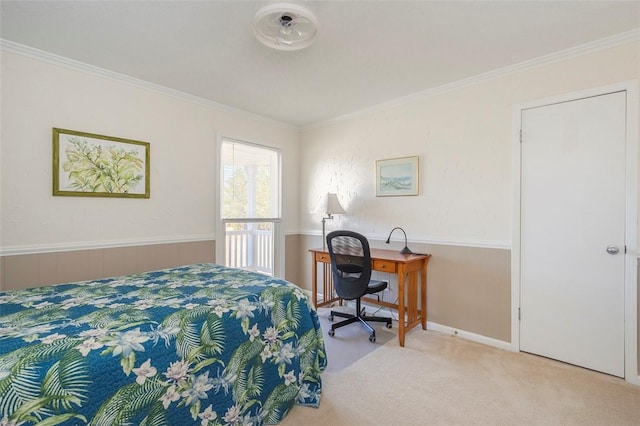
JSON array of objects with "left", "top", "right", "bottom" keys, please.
[{"left": 520, "top": 91, "right": 626, "bottom": 377}]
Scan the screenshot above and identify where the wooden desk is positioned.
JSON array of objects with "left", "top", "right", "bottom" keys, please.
[{"left": 310, "top": 248, "right": 431, "bottom": 347}]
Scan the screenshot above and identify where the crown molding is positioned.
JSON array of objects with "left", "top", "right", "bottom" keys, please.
[
  {"left": 3, "top": 27, "right": 638, "bottom": 132},
  {"left": 306, "top": 28, "right": 640, "bottom": 129},
  {"left": 0, "top": 39, "right": 296, "bottom": 130}
]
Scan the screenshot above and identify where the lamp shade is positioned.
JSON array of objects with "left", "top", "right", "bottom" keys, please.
[{"left": 313, "top": 193, "right": 345, "bottom": 215}]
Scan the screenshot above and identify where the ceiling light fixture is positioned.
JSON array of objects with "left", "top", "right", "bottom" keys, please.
[{"left": 253, "top": 2, "right": 319, "bottom": 51}]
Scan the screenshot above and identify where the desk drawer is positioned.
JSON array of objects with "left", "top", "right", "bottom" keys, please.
[
  {"left": 373, "top": 259, "right": 396, "bottom": 273},
  {"left": 315, "top": 252, "right": 331, "bottom": 263}
]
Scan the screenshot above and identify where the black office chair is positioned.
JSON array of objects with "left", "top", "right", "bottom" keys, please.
[{"left": 326, "top": 230, "right": 393, "bottom": 343}]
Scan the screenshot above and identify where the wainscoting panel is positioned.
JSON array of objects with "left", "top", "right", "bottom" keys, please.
[
  {"left": 4, "top": 235, "right": 636, "bottom": 375},
  {"left": 284, "top": 234, "right": 302, "bottom": 287},
  {"left": 297, "top": 234, "right": 511, "bottom": 343},
  {"left": 0, "top": 240, "right": 215, "bottom": 291}
]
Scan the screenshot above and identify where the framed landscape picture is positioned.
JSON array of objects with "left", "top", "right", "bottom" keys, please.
[
  {"left": 375, "top": 156, "right": 419, "bottom": 197},
  {"left": 53, "top": 128, "right": 150, "bottom": 198}
]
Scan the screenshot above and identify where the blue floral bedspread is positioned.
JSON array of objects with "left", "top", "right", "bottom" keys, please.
[{"left": 0, "top": 263, "right": 326, "bottom": 425}]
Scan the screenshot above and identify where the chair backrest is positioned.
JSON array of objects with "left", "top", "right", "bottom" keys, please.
[{"left": 326, "top": 230, "right": 373, "bottom": 300}]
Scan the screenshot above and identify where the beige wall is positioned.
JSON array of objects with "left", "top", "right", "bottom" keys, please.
[
  {"left": 0, "top": 48, "right": 300, "bottom": 255},
  {"left": 1, "top": 240, "right": 214, "bottom": 291},
  {"left": 1, "top": 35, "right": 639, "bottom": 377},
  {"left": 1, "top": 235, "right": 306, "bottom": 292},
  {"left": 295, "top": 234, "right": 511, "bottom": 342},
  {"left": 298, "top": 39, "right": 640, "bottom": 373},
  {"left": 284, "top": 234, "right": 303, "bottom": 286},
  {"left": 299, "top": 40, "right": 640, "bottom": 244}
]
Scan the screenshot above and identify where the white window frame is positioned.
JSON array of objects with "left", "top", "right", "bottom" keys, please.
[{"left": 216, "top": 136, "right": 283, "bottom": 277}]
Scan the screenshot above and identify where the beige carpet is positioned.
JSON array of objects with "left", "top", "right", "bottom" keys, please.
[
  {"left": 317, "top": 307, "right": 395, "bottom": 373},
  {"left": 283, "top": 327, "right": 640, "bottom": 425}
]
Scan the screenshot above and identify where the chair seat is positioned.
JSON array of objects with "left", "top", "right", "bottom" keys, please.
[{"left": 366, "top": 279, "right": 387, "bottom": 295}]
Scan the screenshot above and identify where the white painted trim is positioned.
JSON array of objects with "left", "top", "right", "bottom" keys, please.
[
  {"left": 512, "top": 80, "right": 639, "bottom": 385},
  {"left": 624, "top": 82, "right": 640, "bottom": 386},
  {"left": 298, "top": 230, "right": 511, "bottom": 250},
  {"left": 0, "top": 234, "right": 216, "bottom": 256},
  {"left": 215, "top": 136, "right": 286, "bottom": 278},
  {"left": 307, "top": 28, "right": 640, "bottom": 129},
  {"left": 214, "top": 134, "right": 225, "bottom": 270},
  {"left": 427, "top": 321, "right": 513, "bottom": 352},
  {"left": 0, "top": 39, "right": 295, "bottom": 130},
  {"left": 510, "top": 104, "right": 523, "bottom": 354}
]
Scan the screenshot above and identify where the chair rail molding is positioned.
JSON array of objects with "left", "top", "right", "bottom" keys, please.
[{"left": 0, "top": 234, "right": 216, "bottom": 256}]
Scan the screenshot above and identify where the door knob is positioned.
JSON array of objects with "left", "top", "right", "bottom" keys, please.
[{"left": 606, "top": 245, "right": 620, "bottom": 255}]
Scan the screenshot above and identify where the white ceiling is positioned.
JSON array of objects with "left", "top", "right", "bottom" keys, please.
[{"left": 2, "top": 1, "right": 639, "bottom": 126}]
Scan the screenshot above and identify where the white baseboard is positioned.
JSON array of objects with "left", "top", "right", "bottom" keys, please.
[
  {"left": 427, "top": 321, "right": 514, "bottom": 352},
  {"left": 319, "top": 295, "right": 514, "bottom": 352},
  {"left": 626, "top": 373, "right": 640, "bottom": 386}
]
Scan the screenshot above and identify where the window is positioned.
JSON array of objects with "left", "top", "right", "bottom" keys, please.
[{"left": 220, "top": 139, "right": 281, "bottom": 275}]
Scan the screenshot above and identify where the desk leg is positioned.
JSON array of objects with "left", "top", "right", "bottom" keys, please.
[
  {"left": 311, "top": 254, "right": 318, "bottom": 308},
  {"left": 397, "top": 264, "right": 406, "bottom": 347},
  {"left": 323, "top": 263, "right": 331, "bottom": 304},
  {"left": 421, "top": 259, "right": 427, "bottom": 330}
]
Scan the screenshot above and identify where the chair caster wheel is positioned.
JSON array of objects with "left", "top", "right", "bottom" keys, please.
[
  {"left": 386, "top": 322, "right": 392, "bottom": 329},
  {"left": 369, "top": 334, "right": 376, "bottom": 343},
  {"left": 328, "top": 315, "right": 334, "bottom": 322},
  {"left": 328, "top": 329, "right": 335, "bottom": 337}
]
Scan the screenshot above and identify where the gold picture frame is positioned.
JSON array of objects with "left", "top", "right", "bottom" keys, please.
[
  {"left": 375, "top": 156, "right": 419, "bottom": 197},
  {"left": 53, "top": 128, "right": 150, "bottom": 198}
]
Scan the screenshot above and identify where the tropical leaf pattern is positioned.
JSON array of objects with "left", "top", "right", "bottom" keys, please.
[
  {"left": 62, "top": 137, "right": 144, "bottom": 193},
  {"left": 0, "top": 264, "right": 326, "bottom": 426}
]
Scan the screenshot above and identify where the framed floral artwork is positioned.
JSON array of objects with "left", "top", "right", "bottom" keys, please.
[{"left": 53, "top": 128, "right": 150, "bottom": 198}]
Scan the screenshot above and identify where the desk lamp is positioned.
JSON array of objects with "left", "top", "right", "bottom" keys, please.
[
  {"left": 313, "top": 193, "right": 346, "bottom": 250},
  {"left": 385, "top": 227, "right": 413, "bottom": 254}
]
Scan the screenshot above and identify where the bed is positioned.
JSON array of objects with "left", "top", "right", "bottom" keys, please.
[{"left": 0, "top": 263, "right": 326, "bottom": 425}]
